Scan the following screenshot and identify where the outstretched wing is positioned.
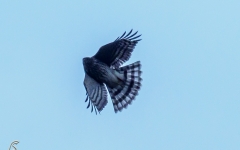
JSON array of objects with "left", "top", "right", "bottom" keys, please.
[
  {"left": 93, "top": 30, "right": 141, "bottom": 69},
  {"left": 84, "top": 74, "right": 108, "bottom": 114}
]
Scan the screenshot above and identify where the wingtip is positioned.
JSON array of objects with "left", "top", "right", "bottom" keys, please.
[{"left": 115, "top": 30, "right": 142, "bottom": 41}]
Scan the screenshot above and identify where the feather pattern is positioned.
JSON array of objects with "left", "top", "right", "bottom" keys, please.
[
  {"left": 94, "top": 30, "right": 141, "bottom": 69},
  {"left": 107, "top": 61, "right": 142, "bottom": 113},
  {"left": 84, "top": 74, "right": 108, "bottom": 114}
]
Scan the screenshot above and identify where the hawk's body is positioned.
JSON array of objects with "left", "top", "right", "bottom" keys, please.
[
  {"left": 83, "top": 30, "right": 142, "bottom": 114},
  {"left": 83, "top": 57, "right": 123, "bottom": 88}
]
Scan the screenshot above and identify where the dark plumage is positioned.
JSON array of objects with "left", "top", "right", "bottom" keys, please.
[{"left": 83, "top": 30, "right": 142, "bottom": 114}]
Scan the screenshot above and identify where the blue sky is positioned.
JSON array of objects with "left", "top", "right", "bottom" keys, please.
[{"left": 1, "top": 1, "right": 240, "bottom": 150}]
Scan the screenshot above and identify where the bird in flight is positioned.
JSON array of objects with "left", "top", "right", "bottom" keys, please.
[{"left": 83, "top": 30, "right": 142, "bottom": 114}]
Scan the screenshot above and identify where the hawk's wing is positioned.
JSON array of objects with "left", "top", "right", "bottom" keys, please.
[
  {"left": 93, "top": 30, "right": 141, "bottom": 69},
  {"left": 84, "top": 74, "right": 108, "bottom": 114}
]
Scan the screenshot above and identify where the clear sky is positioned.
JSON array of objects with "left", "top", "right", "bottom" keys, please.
[{"left": 1, "top": 1, "right": 240, "bottom": 150}]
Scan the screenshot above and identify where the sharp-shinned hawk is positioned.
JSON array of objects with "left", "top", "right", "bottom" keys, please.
[{"left": 83, "top": 30, "right": 142, "bottom": 114}]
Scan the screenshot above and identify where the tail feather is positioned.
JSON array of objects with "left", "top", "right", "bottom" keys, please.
[{"left": 107, "top": 61, "right": 142, "bottom": 113}]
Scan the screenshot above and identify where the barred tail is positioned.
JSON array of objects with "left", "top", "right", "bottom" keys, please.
[{"left": 107, "top": 61, "right": 142, "bottom": 113}]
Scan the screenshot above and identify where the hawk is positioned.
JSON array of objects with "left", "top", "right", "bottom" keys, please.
[{"left": 83, "top": 30, "right": 142, "bottom": 114}]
